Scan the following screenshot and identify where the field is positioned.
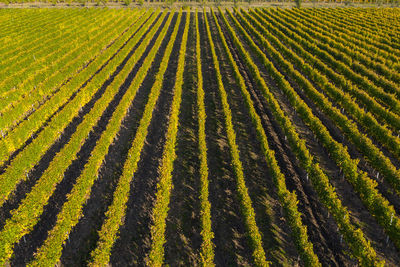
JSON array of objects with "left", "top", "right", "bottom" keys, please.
[{"left": 1, "top": 7, "right": 400, "bottom": 266}]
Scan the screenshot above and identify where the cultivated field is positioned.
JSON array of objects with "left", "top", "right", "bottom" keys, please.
[{"left": 0, "top": 7, "right": 400, "bottom": 266}]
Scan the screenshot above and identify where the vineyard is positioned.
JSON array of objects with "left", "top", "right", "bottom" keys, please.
[{"left": 1, "top": 7, "right": 400, "bottom": 266}]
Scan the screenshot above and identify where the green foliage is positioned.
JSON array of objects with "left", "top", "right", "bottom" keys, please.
[
  {"left": 1, "top": 7, "right": 400, "bottom": 267},
  {"left": 258, "top": 8, "right": 400, "bottom": 194},
  {"left": 0, "top": 11, "right": 120, "bottom": 133}
]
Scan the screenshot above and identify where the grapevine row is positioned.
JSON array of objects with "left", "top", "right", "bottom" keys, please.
[
  {"left": 195, "top": 9, "right": 215, "bottom": 267},
  {"left": 223, "top": 8, "right": 382, "bottom": 266},
  {"left": 0, "top": 10, "right": 170, "bottom": 265},
  {"left": 265, "top": 8, "right": 400, "bottom": 132},
  {"left": 269, "top": 10, "right": 400, "bottom": 119},
  {"left": 148, "top": 10, "right": 190, "bottom": 266},
  {"left": 205, "top": 10, "right": 268, "bottom": 267},
  {"left": 28, "top": 10, "right": 172, "bottom": 267},
  {"left": 317, "top": 8, "right": 400, "bottom": 49},
  {"left": 249, "top": 9, "right": 400, "bottom": 194},
  {"left": 0, "top": 10, "right": 145, "bottom": 136},
  {"left": 287, "top": 8, "right": 395, "bottom": 69},
  {"left": 0, "top": 9, "right": 57, "bottom": 40},
  {"left": 0, "top": 9, "right": 107, "bottom": 92},
  {"left": 0, "top": 11, "right": 87, "bottom": 78},
  {"left": 211, "top": 9, "right": 320, "bottom": 266},
  {"left": 0, "top": 9, "right": 79, "bottom": 62},
  {"left": 0, "top": 10, "right": 161, "bottom": 206},
  {"left": 0, "top": 9, "right": 130, "bottom": 115},
  {"left": 235, "top": 8, "right": 400, "bottom": 252},
  {"left": 296, "top": 8, "right": 400, "bottom": 65},
  {"left": 313, "top": 8, "right": 400, "bottom": 59},
  {"left": 0, "top": 10, "right": 154, "bottom": 163},
  {"left": 330, "top": 8, "right": 400, "bottom": 42},
  {"left": 284, "top": 8, "right": 400, "bottom": 91},
  {"left": 279, "top": 9, "right": 400, "bottom": 100},
  {"left": 88, "top": 10, "right": 180, "bottom": 266},
  {"left": 260, "top": 8, "right": 400, "bottom": 155}
]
